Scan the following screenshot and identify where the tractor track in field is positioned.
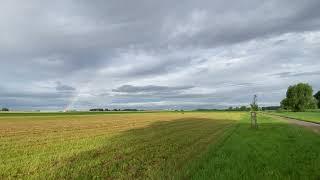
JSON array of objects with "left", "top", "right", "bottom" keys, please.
[{"left": 261, "top": 112, "right": 320, "bottom": 134}]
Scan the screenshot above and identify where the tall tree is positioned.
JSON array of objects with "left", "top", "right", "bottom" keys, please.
[
  {"left": 281, "top": 83, "right": 317, "bottom": 112},
  {"left": 314, "top": 90, "right": 320, "bottom": 108}
]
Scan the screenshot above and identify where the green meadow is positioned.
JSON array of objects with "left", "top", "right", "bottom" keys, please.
[{"left": 0, "top": 112, "right": 319, "bottom": 179}]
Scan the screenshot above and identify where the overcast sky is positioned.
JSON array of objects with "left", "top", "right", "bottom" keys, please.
[{"left": 1, "top": 0, "right": 320, "bottom": 110}]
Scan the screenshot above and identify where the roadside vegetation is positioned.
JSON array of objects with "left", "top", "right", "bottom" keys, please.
[
  {"left": 270, "top": 111, "right": 320, "bottom": 123},
  {"left": 280, "top": 83, "right": 318, "bottom": 112}
]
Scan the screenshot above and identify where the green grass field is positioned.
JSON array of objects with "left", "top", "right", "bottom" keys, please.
[
  {"left": 271, "top": 111, "right": 320, "bottom": 123},
  {"left": 1, "top": 112, "right": 319, "bottom": 179}
]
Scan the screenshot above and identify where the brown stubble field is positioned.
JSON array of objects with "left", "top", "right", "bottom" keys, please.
[{"left": 0, "top": 112, "right": 241, "bottom": 179}]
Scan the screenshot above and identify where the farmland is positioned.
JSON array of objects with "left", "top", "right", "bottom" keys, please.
[{"left": 1, "top": 112, "right": 320, "bottom": 179}]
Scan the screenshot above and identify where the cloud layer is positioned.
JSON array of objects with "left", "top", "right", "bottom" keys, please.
[{"left": 1, "top": 0, "right": 320, "bottom": 110}]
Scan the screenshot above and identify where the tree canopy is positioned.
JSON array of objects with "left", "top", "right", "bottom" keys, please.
[{"left": 281, "top": 83, "right": 317, "bottom": 112}]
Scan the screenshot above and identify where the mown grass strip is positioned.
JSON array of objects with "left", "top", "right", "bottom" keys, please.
[{"left": 180, "top": 114, "right": 320, "bottom": 179}]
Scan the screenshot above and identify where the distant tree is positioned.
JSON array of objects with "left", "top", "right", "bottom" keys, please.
[
  {"left": 314, "top": 91, "right": 320, "bottom": 108},
  {"left": 250, "top": 95, "right": 259, "bottom": 111},
  {"left": 123, "top": 109, "right": 138, "bottom": 111},
  {"left": 281, "top": 83, "right": 317, "bottom": 112},
  {"left": 89, "top": 108, "right": 104, "bottom": 111},
  {"left": 228, "top": 107, "right": 233, "bottom": 111},
  {"left": 240, "top": 106, "right": 247, "bottom": 111},
  {"left": 1, "top": 108, "right": 9, "bottom": 111},
  {"left": 262, "top": 106, "right": 280, "bottom": 111}
]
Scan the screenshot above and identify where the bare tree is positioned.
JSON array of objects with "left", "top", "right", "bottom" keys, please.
[
  {"left": 250, "top": 95, "right": 258, "bottom": 128},
  {"left": 250, "top": 95, "right": 259, "bottom": 111}
]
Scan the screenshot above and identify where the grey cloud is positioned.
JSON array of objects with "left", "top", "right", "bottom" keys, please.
[
  {"left": 56, "top": 81, "right": 76, "bottom": 92},
  {"left": 0, "top": 91, "right": 73, "bottom": 110},
  {"left": 112, "top": 85, "right": 194, "bottom": 93},
  {"left": 111, "top": 82, "right": 258, "bottom": 98},
  {"left": 272, "top": 71, "right": 320, "bottom": 78},
  {"left": 0, "top": 91, "right": 73, "bottom": 99}
]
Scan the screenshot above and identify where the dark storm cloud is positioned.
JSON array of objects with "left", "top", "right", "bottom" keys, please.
[{"left": 1, "top": 0, "right": 320, "bottom": 110}]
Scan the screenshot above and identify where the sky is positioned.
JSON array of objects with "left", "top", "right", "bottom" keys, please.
[{"left": 1, "top": 0, "right": 320, "bottom": 111}]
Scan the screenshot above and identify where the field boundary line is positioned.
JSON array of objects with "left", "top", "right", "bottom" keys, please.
[{"left": 260, "top": 112, "right": 320, "bottom": 134}]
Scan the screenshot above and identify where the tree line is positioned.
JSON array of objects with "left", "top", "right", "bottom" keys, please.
[
  {"left": 227, "top": 106, "right": 251, "bottom": 111},
  {"left": 89, "top": 108, "right": 140, "bottom": 112}
]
